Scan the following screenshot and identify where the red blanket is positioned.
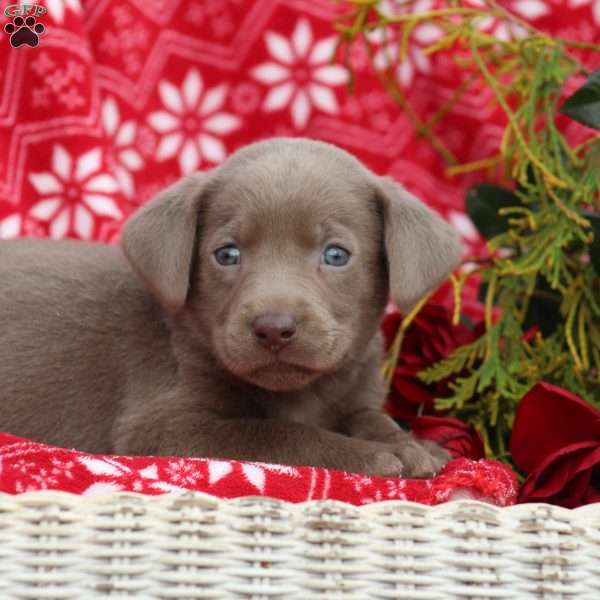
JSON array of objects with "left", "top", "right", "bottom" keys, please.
[
  {"left": 0, "top": 433, "right": 517, "bottom": 505},
  {"left": 0, "top": 2, "right": 595, "bottom": 505}
]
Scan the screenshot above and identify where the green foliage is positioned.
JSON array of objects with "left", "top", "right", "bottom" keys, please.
[
  {"left": 560, "top": 69, "right": 600, "bottom": 130},
  {"left": 521, "top": 275, "right": 561, "bottom": 338},
  {"left": 466, "top": 184, "right": 522, "bottom": 240},
  {"left": 336, "top": 0, "right": 600, "bottom": 463},
  {"left": 589, "top": 215, "right": 600, "bottom": 275}
]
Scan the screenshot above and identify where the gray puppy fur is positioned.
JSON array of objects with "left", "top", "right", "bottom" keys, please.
[{"left": 0, "top": 138, "right": 462, "bottom": 477}]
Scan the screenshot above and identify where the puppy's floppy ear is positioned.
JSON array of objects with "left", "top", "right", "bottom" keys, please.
[
  {"left": 377, "top": 176, "right": 462, "bottom": 312},
  {"left": 121, "top": 173, "right": 210, "bottom": 313}
]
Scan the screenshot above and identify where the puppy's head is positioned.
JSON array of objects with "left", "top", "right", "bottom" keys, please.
[{"left": 122, "top": 138, "right": 461, "bottom": 392}]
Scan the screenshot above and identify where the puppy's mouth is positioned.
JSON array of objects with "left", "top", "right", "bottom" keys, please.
[
  {"left": 243, "top": 359, "right": 322, "bottom": 392},
  {"left": 253, "top": 358, "right": 313, "bottom": 373},
  {"left": 216, "top": 324, "right": 352, "bottom": 392},
  {"left": 213, "top": 349, "right": 327, "bottom": 391}
]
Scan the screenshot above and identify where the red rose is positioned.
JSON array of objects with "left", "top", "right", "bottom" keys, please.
[
  {"left": 381, "top": 303, "right": 481, "bottom": 420},
  {"left": 511, "top": 382, "right": 600, "bottom": 508},
  {"left": 412, "top": 415, "right": 485, "bottom": 460}
]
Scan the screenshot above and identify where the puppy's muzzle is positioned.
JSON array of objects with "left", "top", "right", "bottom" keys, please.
[{"left": 252, "top": 311, "right": 297, "bottom": 353}]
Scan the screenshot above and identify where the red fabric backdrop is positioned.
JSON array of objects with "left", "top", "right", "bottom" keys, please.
[
  {"left": 0, "top": 1, "right": 596, "bottom": 504},
  {"left": 1, "top": 0, "right": 598, "bottom": 248}
]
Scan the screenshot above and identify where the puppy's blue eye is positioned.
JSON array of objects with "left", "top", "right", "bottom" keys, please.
[
  {"left": 214, "top": 245, "right": 241, "bottom": 266},
  {"left": 321, "top": 244, "right": 351, "bottom": 267}
]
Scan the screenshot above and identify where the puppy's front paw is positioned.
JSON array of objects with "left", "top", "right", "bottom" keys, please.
[
  {"left": 391, "top": 435, "right": 451, "bottom": 479},
  {"left": 419, "top": 439, "right": 452, "bottom": 470},
  {"left": 360, "top": 451, "right": 404, "bottom": 477}
]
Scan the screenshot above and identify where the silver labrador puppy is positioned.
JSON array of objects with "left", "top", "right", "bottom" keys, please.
[{"left": 0, "top": 138, "right": 462, "bottom": 477}]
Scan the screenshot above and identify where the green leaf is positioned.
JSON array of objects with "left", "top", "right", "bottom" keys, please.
[
  {"left": 466, "top": 183, "right": 522, "bottom": 240},
  {"left": 515, "top": 163, "right": 537, "bottom": 195},
  {"left": 560, "top": 69, "right": 600, "bottom": 130},
  {"left": 478, "top": 281, "right": 488, "bottom": 305},
  {"left": 522, "top": 275, "right": 562, "bottom": 337},
  {"left": 588, "top": 214, "right": 600, "bottom": 275},
  {"left": 418, "top": 336, "right": 486, "bottom": 385}
]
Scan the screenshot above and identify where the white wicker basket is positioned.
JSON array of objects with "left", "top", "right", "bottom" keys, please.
[{"left": 0, "top": 492, "right": 598, "bottom": 599}]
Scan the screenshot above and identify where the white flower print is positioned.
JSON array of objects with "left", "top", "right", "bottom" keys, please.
[
  {"left": 385, "top": 478, "right": 408, "bottom": 500},
  {"left": 30, "top": 468, "right": 58, "bottom": 490},
  {"left": 467, "top": 0, "right": 549, "bottom": 19},
  {"left": 251, "top": 462, "right": 301, "bottom": 477},
  {"left": 44, "top": 0, "right": 81, "bottom": 24},
  {"left": 13, "top": 457, "right": 76, "bottom": 491},
  {"left": 504, "top": 0, "right": 550, "bottom": 19},
  {"left": 82, "top": 482, "right": 125, "bottom": 496},
  {"left": 0, "top": 213, "right": 22, "bottom": 239},
  {"left": 207, "top": 460, "right": 300, "bottom": 494},
  {"left": 79, "top": 457, "right": 131, "bottom": 476},
  {"left": 14, "top": 481, "right": 34, "bottom": 494},
  {"left": 102, "top": 97, "right": 144, "bottom": 197},
  {"left": 50, "top": 457, "right": 76, "bottom": 480},
  {"left": 465, "top": 0, "right": 547, "bottom": 40},
  {"left": 165, "top": 459, "right": 203, "bottom": 486},
  {"left": 251, "top": 17, "right": 348, "bottom": 129},
  {"left": 13, "top": 459, "right": 36, "bottom": 474},
  {"left": 148, "top": 68, "right": 241, "bottom": 174},
  {"left": 240, "top": 464, "right": 266, "bottom": 493},
  {"left": 568, "top": 0, "right": 600, "bottom": 24},
  {"left": 369, "top": 0, "right": 442, "bottom": 88},
  {"left": 208, "top": 460, "right": 233, "bottom": 485},
  {"left": 344, "top": 473, "right": 375, "bottom": 493},
  {"left": 28, "top": 145, "right": 122, "bottom": 240}
]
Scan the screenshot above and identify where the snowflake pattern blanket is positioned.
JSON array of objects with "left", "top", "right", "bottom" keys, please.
[
  {"left": 0, "top": 1, "right": 597, "bottom": 504},
  {"left": 0, "top": 433, "right": 518, "bottom": 505}
]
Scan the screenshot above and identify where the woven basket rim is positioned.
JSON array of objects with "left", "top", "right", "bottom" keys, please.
[{"left": 2, "top": 490, "right": 599, "bottom": 516}]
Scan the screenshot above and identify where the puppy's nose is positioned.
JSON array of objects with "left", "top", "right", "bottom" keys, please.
[{"left": 252, "top": 312, "right": 297, "bottom": 352}]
